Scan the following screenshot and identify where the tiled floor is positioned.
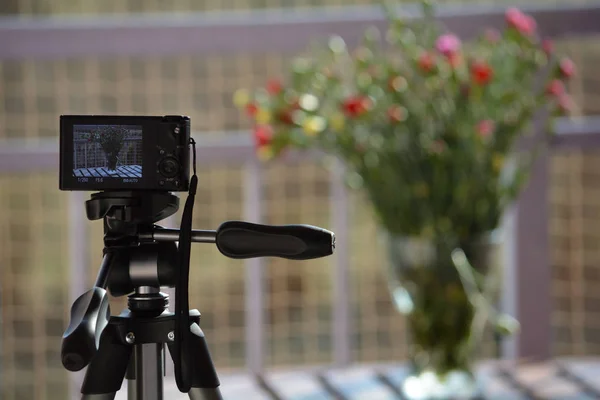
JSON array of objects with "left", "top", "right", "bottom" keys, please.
[{"left": 110, "top": 358, "right": 599, "bottom": 400}]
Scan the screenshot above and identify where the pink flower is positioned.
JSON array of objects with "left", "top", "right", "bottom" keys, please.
[
  {"left": 559, "top": 58, "right": 576, "bottom": 79},
  {"left": 477, "top": 120, "right": 495, "bottom": 137},
  {"left": 546, "top": 79, "right": 565, "bottom": 97},
  {"left": 542, "top": 39, "right": 553, "bottom": 55},
  {"left": 448, "top": 53, "right": 462, "bottom": 69},
  {"left": 505, "top": 7, "right": 536, "bottom": 36},
  {"left": 558, "top": 94, "right": 574, "bottom": 114},
  {"left": 505, "top": 7, "right": 523, "bottom": 24},
  {"left": 484, "top": 29, "right": 501, "bottom": 43},
  {"left": 435, "top": 34, "right": 461, "bottom": 57}
]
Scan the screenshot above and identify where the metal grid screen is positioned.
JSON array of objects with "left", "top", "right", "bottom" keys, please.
[
  {"left": 2, "top": 0, "right": 599, "bottom": 15},
  {"left": 0, "top": 173, "right": 71, "bottom": 400},
  {"left": 262, "top": 162, "right": 334, "bottom": 367},
  {"left": 549, "top": 36, "right": 600, "bottom": 357},
  {"left": 550, "top": 152, "right": 600, "bottom": 356},
  {"left": 0, "top": 0, "right": 376, "bottom": 15}
]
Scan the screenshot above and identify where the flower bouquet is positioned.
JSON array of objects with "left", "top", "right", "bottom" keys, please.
[
  {"left": 87, "top": 126, "right": 128, "bottom": 171},
  {"left": 236, "top": 2, "right": 575, "bottom": 398}
]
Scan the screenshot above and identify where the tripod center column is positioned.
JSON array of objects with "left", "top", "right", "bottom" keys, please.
[{"left": 134, "top": 343, "right": 164, "bottom": 400}]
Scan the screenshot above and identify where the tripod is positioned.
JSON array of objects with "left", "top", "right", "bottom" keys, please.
[{"left": 61, "top": 191, "right": 335, "bottom": 400}]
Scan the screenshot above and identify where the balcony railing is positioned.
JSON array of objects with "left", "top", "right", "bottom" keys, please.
[{"left": 2, "top": 2, "right": 600, "bottom": 397}]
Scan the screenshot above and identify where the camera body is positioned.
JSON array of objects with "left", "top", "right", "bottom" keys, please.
[{"left": 59, "top": 115, "right": 190, "bottom": 192}]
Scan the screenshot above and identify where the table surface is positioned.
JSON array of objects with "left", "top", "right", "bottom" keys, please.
[{"left": 113, "top": 357, "right": 600, "bottom": 400}]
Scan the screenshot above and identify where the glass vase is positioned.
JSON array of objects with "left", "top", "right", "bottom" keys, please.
[
  {"left": 384, "top": 231, "right": 502, "bottom": 400},
  {"left": 106, "top": 152, "right": 118, "bottom": 171}
]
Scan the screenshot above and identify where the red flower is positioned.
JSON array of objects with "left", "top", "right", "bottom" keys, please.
[
  {"left": 267, "top": 79, "right": 283, "bottom": 95},
  {"left": 460, "top": 84, "right": 471, "bottom": 97},
  {"left": 417, "top": 52, "right": 435, "bottom": 72},
  {"left": 342, "top": 96, "right": 371, "bottom": 117},
  {"left": 542, "top": 39, "right": 553, "bottom": 55},
  {"left": 559, "top": 58, "right": 576, "bottom": 79},
  {"left": 388, "top": 105, "right": 405, "bottom": 123},
  {"left": 281, "top": 98, "right": 301, "bottom": 116},
  {"left": 471, "top": 60, "right": 493, "bottom": 85},
  {"left": 546, "top": 79, "right": 564, "bottom": 96},
  {"left": 431, "top": 140, "right": 446, "bottom": 154},
  {"left": 505, "top": 7, "right": 536, "bottom": 36},
  {"left": 254, "top": 125, "right": 273, "bottom": 148},
  {"left": 477, "top": 120, "right": 495, "bottom": 137},
  {"left": 245, "top": 103, "right": 258, "bottom": 116},
  {"left": 278, "top": 109, "right": 294, "bottom": 124}
]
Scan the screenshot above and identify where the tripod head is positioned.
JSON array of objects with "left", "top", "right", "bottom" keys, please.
[
  {"left": 86, "top": 190, "right": 179, "bottom": 235},
  {"left": 61, "top": 190, "right": 335, "bottom": 394}
]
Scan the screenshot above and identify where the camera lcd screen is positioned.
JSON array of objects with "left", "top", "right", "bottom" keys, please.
[
  {"left": 60, "top": 115, "right": 190, "bottom": 191},
  {"left": 72, "top": 124, "right": 143, "bottom": 184}
]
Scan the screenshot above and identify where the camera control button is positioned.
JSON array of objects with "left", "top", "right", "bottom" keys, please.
[{"left": 158, "top": 157, "right": 180, "bottom": 178}]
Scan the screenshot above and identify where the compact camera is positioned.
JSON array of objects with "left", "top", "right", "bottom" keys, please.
[{"left": 59, "top": 115, "right": 190, "bottom": 191}]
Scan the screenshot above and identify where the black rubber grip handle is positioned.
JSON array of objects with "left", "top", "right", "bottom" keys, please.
[
  {"left": 215, "top": 221, "right": 335, "bottom": 260},
  {"left": 61, "top": 287, "right": 110, "bottom": 371}
]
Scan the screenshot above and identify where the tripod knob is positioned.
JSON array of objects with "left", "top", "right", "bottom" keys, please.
[{"left": 61, "top": 287, "right": 110, "bottom": 371}]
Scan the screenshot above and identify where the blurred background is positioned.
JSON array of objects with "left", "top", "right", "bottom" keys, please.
[{"left": 1, "top": 0, "right": 600, "bottom": 399}]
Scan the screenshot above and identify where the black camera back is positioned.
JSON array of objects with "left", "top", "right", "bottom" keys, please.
[{"left": 59, "top": 115, "right": 190, "bottom": 192}]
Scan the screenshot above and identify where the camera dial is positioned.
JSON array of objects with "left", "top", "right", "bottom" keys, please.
[{"left": 158, "top": 157, "right": 180, "bottom": 178}]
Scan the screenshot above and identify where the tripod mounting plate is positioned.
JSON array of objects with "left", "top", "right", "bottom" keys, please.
[
  {"left": 86, "top": 191, "right": 179, "bottom": 225},
  {"left": 113, "top": 309, "right": 201, "bottom": 345}
]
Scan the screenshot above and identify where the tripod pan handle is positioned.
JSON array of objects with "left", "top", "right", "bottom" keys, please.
[
  {"left": 215, "top": 221, "right": 335, "bottom": 260},
  {"left": 61, "top": 287, "right": 110, "bottom": 371}
]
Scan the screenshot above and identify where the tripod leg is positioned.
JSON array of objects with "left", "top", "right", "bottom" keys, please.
[
  {"left": 126, "top": 358, "right": 136, "bottom": 399},
  {"left": 81, "top": 323, "right": 133, "bottom": 399},
  {"left": 167, "top": 322, "right": 223, "bottom": 400}
]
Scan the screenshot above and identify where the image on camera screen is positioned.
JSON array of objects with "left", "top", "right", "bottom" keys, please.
[{"left": 72, "top": 125, "right": 143, "bottom": 179}]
